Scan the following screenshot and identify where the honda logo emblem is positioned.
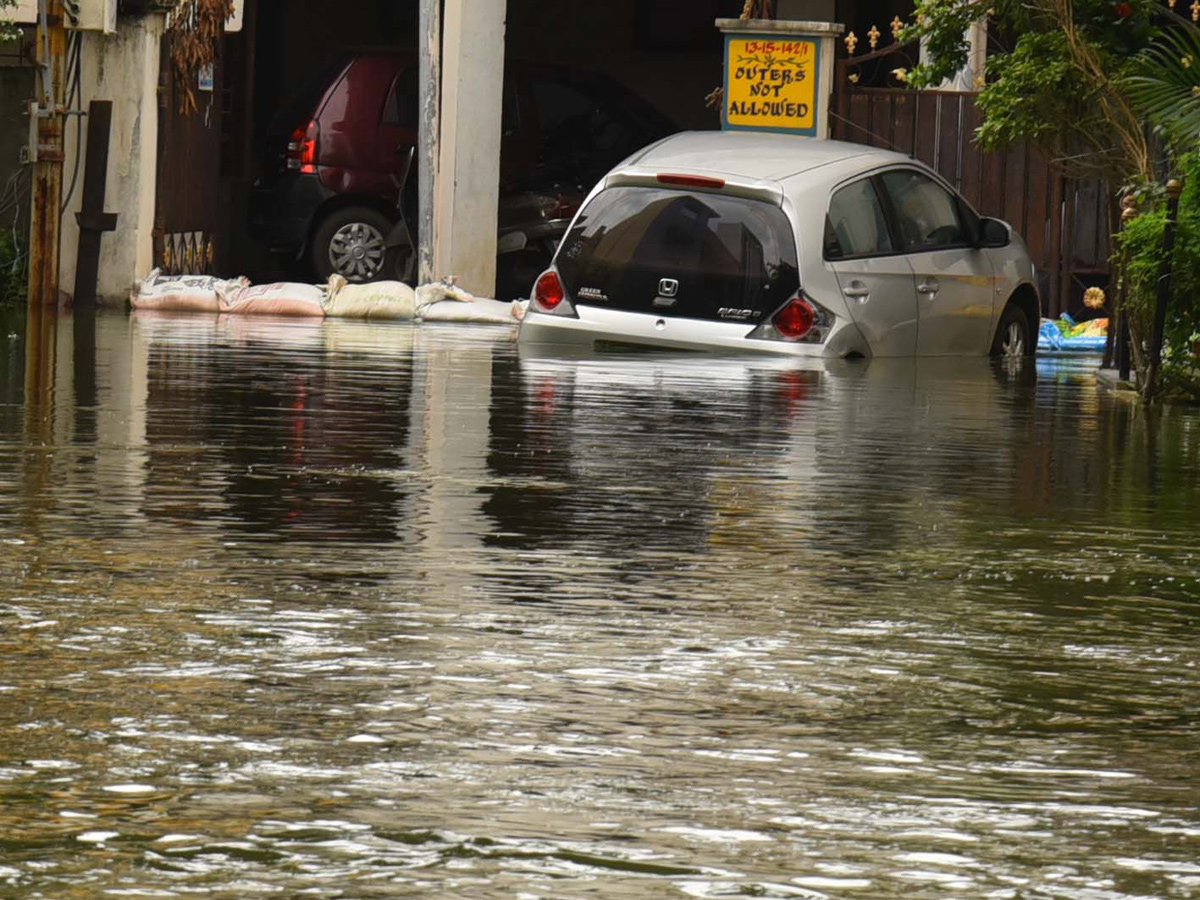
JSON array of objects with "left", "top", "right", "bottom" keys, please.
[{"left": 658, "top": 278, "right": 679, "bottom": 298}]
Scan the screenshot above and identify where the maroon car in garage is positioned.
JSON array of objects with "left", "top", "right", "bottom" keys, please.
[{"left": 249, "top": 51, "right": 676, "bottom": 296}]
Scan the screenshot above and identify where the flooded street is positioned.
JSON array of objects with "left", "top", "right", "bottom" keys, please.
[{"left": 2, "top": 306, "right": 1199, "bottom": 899}]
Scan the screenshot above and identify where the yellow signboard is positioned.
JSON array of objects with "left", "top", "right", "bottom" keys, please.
[{"left": 723, "top": 36, "right": 820, "bottom": 136}]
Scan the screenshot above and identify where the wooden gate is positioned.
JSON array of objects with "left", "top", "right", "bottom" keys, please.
[
  {"left": 154, "top": 34, "right": 224, "bottom": 276},
  {"left": 830, "top": 86, "right": 1109, "bottom": 318}
]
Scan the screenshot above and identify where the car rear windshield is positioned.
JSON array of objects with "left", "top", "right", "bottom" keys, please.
[{"left": 555, "top": 186, "right": 799, "bottom": 323}]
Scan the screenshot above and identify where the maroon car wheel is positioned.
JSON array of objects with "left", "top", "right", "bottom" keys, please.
[{"left": 312, "top": 207, "right": 393, "bottom": 283}]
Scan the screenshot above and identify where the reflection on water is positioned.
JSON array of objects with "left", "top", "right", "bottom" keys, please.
[{"left": 1, "top": 309, "right": 1199, "bottom": 899}]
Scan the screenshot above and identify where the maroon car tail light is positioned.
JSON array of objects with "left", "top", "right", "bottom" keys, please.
[
  {"left": 287, "top": 120, "right": 319, "bottom": 174},
  {"left": 530, "top": 268, "right": 577, "bottom": 317},
  {"left": 656, "top": 173, "right": 726, "bottom": 190},
  {"left": 746, "top": 293, "right": 834, "bottom": 345},
  {"left": 774, "top": 296, "right": 815, "bottom": 339}
]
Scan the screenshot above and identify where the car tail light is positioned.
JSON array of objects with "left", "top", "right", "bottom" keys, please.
[
  {"left": 746, "top": 293, "right": 834, "bottom": 345},
  {"left": 535, "top": 270, "right": 564, "bottom": 309},
  {"left": 529, "top": 268, "right": 577, "bottom": 317},
  {"left": 656, "top": 173, "right": 726, "bottom": 190},
  {"left": 774, "top": 297, "right": 815, "bottom": 339},
  {"left": 287, "top": 120, "right": 319, "bottom": 174}
]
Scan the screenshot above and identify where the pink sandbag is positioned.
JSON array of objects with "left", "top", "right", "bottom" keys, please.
[
  {"left": 129, "top": 269, "right": 249, "bottom": 313},
  {"left": 217, "top": 282, "right": 328, "bottom": 317}
]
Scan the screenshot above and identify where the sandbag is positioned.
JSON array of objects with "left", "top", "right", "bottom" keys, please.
[
  {"left": 419, "top": 297, "right": 527, "bottom": 324},
  {"left": 218, "top": 281, "right": 327, "bottom": 317},
  {"left": 129, "top": 269, "right": 249, "bottom": 313},
  {"left": 323, "top": 275, "right": 417, "bottom": 320},
  {"left": 415, "top": 280, "right": 475, "bottom": 308},
  {"left": 413, "top": 278, "right": 521, "bottom": 323}
]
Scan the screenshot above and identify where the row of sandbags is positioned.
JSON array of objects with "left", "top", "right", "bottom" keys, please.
[{"left": 129, "top": 270, "right": 528, "bottom": 324}]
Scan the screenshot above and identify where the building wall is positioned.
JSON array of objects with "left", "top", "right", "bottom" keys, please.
[{"left": 59, "top": 14, "right": 165, "bottom": 304}]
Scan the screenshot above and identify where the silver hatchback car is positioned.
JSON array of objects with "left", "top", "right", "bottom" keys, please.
[{"left": 518, "top": 131, "right": 1040, "bottom": 358}]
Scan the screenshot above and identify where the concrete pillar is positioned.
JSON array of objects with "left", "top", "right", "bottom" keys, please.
[
  {"left": 433, "top": 0, "right": 506, "bottom": 299},
  {"left": 418, "top": 0, "right": 440, "bottom": 286},
  {"left": 59, "top": 14, "right": 164, "bottom": 305}
]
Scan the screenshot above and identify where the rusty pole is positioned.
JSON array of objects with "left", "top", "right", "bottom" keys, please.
[{"left": 27, "top": 0, "right": 67, "bottom": 307}]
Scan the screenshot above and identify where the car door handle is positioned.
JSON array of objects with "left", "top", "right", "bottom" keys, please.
[
  {"left": 842, "top": 284, "right": 870, "bottom": 298},
  {"left": 917, "top": 279, "right": 940, "bottom": 295}
]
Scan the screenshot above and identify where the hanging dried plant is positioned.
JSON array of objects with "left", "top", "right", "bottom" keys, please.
[
  {"left": 707, "top": 0, "right": 775, "bottom": 109},
  {"left": 168, "top": 0, "right": 233, "bottom": 115},
  {"left": 740, "top": 0, "right": 774, "bottom": 20}
]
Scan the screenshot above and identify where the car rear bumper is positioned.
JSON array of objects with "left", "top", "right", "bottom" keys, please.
[
  {"left": 248, "top": 173, "right": 334, "bottom": 252},
  {"left": 518, "top": 306, "right": 869, "bottom": 357}
]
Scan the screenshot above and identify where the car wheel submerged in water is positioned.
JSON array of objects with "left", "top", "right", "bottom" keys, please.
[
  {"left": 311, "top": 207, "right": 393, "bottom": 283},
  {"left": 991, "top": 304, "right": 1033, "bottom": 358}
]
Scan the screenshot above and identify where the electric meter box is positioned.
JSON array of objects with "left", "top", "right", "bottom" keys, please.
[{"left": 64, "top": 0, "right": 118, "bottom": 33}]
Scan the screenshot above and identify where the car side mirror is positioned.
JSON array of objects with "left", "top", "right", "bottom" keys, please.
[{"left": 979, "top": 217, "right": 1010, "bottom": 248}]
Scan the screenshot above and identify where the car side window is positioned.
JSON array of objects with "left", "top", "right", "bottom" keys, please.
[
  {"left": 384, "top": 67, "right": 418, "bottom": 128},
  {"left": 824, "top": 177, "right": 893, "bottom": 260},
  {"left": 879, "top": 170, "right": 968, "bottom": 251}
]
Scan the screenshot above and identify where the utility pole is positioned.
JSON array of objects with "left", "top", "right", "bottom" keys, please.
[
  {"left": 418, "top": 0, "right": 440, "bottom": 286},
  {"left": 27, "top": 0, "right": 66, "bottom": 306}
]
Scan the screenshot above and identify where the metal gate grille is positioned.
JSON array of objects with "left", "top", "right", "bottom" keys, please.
[{"left": 153, "top": 33, "right": 224, "bottom": 276}]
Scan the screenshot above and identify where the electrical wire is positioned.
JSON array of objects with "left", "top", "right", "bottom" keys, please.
[
  {"left": 1, "top": 169, "right": 31, "bottom": 290},
  {"left": 0, "top": 169, "right": 30, "bottom": 220},
  {"left": 60, "top": 29, "right": 84, "bottom": 217}
]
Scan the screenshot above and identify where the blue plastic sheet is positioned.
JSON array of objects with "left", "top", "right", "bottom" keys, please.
[{"left": 1037, "top": 319, "right": 1107, "bottom": 354}]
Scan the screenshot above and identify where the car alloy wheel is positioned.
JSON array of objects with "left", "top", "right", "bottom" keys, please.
[
  {"left": 1000, "top": 320, "right": 1025, "bottom": 357},
  {"left": 328, "top": 221, "right": 387, "bottom": 282},
  {"left": 991, "top": 303, "right": 1032, "bottom": 358}
]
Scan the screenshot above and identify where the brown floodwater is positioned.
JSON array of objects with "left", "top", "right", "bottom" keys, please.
[{"left": 1, "top": 306, "right": 1198, "bottom": 899}]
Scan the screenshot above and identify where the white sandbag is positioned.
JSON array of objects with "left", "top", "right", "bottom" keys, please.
[
  {"left": 217, "top": 281, "right": 327, "bottom": 317},
  {"left": 129, "top": 268, "right": 249, "bottom": 313},
  {"left": 323, "top": 274, "right": 417, "bottom": 320},
  {"left": 415, "top": 279, "right": 475, "bottom": 307},
  {"left": 418, "top": 296, "right": 526, "bottom": 324}
]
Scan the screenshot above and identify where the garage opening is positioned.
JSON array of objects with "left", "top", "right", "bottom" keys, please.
[{"left": 170, "top": 0, "right": 750, "bottom": 300}]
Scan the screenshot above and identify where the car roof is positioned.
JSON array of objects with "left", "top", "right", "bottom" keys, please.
[{"left": 624, "top": 131, "right": 911, "bottom": 183}]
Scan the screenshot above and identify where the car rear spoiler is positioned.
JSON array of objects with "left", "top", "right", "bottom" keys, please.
[{"left": 604, "top": 167, "right": 785, "bottom": 207}]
